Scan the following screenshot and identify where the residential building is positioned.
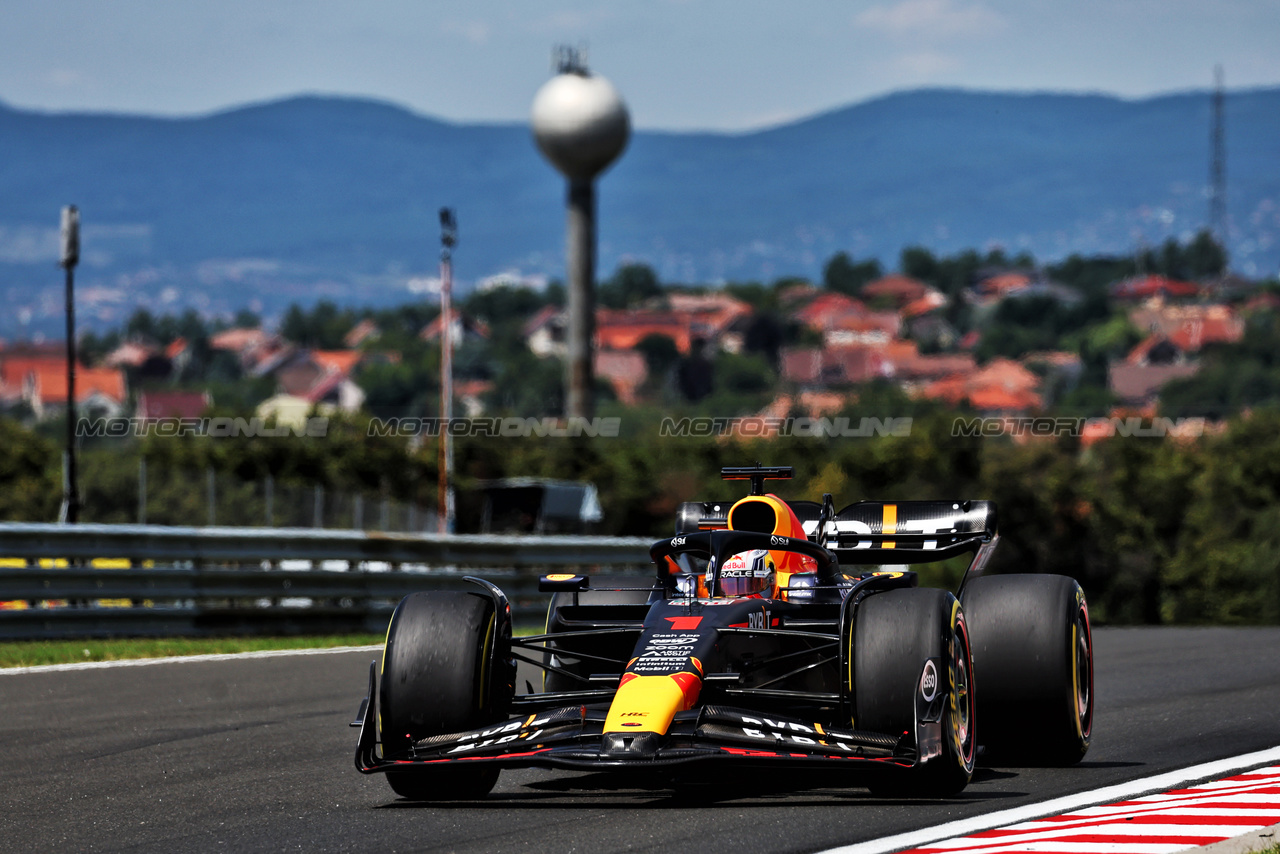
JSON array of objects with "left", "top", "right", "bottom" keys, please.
[
  {"left": 0, "top": 354, "right": 127, "bottom": 419},
  {"left": 137, "top": 390, "right": 213, "bottom": 422}
]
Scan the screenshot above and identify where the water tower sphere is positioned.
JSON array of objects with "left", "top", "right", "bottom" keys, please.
[{"left": 531, "top": 72, "right": 630, "bottom": 181}]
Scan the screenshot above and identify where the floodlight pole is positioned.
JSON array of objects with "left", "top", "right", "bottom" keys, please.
[
  {"left": 59, "top": 205, "right": 80, "bottom": 524},
  {"left": 437, "top": 208, "right": 457, "bottom": 535}
]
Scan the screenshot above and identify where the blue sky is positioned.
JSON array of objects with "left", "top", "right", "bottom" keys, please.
[{"left": 1, "top": 1, "right": 1277, "bottom": 131}]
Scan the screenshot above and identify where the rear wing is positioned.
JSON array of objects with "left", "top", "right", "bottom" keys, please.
[
  {"left": 676, "top": 497, "right": 997, "bottom": 564},
  {"left": 822, "top": 500, "right": 997, "bottom": 564}
]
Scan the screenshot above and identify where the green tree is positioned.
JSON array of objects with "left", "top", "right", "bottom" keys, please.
[
  {"left": 599, "top": 263, "right": 662, "bottom": 310},
  {"left": 0, "top": 419, "right": 59, "bottom": 522},
  {"left": 280, "top": 301, "right": 359, "bottom": 349},
  {"left": 635, "top": 333, "right": 681, "bottom": 380},
  {"left": 464, "top": 285, "right": 550, "bottom": 326},
  {"left": 823, "top": 252, "right": 882, "bottom": 295},
  {"left": 900, "top": 246, "right": 938, "bottom": 284}
]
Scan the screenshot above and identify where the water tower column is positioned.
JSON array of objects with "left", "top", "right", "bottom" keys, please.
[
  {"left": 531, "top": 47, "right": 630, "bottom": 420},
  {"left": 566, "top": 178, "right": 596, "bottom": 418}
]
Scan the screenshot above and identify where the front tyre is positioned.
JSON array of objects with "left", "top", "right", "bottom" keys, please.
[
  {"left": 960, "top": 574, "right": 1093, "bottom": 765},
  {"left": 853, "top": 588, "right": 976, "bottom": 796},
  {"left": 380, "top": 590, "right": 511, "bottom": 800}
]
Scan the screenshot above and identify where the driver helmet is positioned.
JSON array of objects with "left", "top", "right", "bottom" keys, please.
[{"left": 709, "top": 548, "right": 776, "bottom": 598}]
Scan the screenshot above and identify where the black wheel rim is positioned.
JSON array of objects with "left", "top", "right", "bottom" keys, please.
[
  {"left": 1074, "top": 609, "right": 1092, "bottom": 736},
  {"left": 952, "top": 618, "right": 976, "bottom": 767}
]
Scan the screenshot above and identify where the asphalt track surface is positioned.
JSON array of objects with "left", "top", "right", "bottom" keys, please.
[{"left": 3, "top": 626, "right": 1279, "bottom": 854}]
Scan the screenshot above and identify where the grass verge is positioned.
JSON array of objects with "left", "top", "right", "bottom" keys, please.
[{"left": 0, "top": 634, "right": 385, "bottom": 668}]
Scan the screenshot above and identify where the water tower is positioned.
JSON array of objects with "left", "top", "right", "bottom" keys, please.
[{"left": 531, "top": 47, "right": 630, "bottom": 419}]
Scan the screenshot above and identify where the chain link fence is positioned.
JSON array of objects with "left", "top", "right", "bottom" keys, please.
[{"left": 77, "top": 459, "right": 437, "bottom": 532}]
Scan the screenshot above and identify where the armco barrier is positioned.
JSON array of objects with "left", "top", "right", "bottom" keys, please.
[{"left": 0, "top": 523, "right": 654, "bottom": 639}]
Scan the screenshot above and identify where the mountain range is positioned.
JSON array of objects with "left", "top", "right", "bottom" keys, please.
[{"left": 1, "top": 86, "right": 1278, "bottom": 337}]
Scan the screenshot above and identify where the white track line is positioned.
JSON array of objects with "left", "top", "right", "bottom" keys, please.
[
  {"left": 818, "top": 745, "right": 1280, "bottom": 854},
  {"left": 0, "top": 644, "right": 382, "bottom": 675}
]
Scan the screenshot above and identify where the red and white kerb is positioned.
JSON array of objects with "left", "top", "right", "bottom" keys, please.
[{"left": 901, "top": 765, "right": 1280, "bottom": 854}]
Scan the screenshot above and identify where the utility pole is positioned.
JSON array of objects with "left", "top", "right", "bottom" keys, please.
[
  {"left": 437, "top": 208, "right": 457, "bottom": 535},
  {"left": 59, "top": 205, "right": 80, "bottom": 524}
]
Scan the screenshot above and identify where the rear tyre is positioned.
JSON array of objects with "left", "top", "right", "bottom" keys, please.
[
  {"left": 852, "top": 588, "right": 976, "bottom": 797},
  {"left": 380, "top": 590, "right": 510, "bottom": 800},
  {"left": 960, "top": 574, "right": 1092, "bottom": 765}
]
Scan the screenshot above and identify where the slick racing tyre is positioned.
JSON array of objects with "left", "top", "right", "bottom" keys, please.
[
  {"left": 853, "top": 588, "right": 976, "bottom": 797},
  {"left": 960, "top": 573, "right": 1092, "bottom": 765},
  {"left": 380, "top": 590, "right": 512, "bottom": 800}
]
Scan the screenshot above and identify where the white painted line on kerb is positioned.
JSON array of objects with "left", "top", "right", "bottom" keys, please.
[
  {"left": 0, "top": 644, "right": 382, "bottom": 675},
  {"left": 818, "top": 745, "right": 1280, "bottom": 854}
]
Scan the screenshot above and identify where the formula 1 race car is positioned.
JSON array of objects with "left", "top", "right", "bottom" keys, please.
[{"left": 353, "top": 465, "right": 1093, "bottom": 800}]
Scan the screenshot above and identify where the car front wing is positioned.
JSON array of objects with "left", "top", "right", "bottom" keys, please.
[{"left": 353, "top": 662, "right": 925, "bottom": 775}]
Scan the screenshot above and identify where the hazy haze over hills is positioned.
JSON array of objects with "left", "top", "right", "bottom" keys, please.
[{"left": 1, "top": 86, "right": 1277, "bottom": 337}]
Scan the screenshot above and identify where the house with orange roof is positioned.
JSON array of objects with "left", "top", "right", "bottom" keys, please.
[
  {"left": 919, "top": 358, "right": 1042, "bottom": 413},
  {"left": 975, "top": 272, "right": 1032, "bottom": 301},
  {"left": 0, "top": 355, "right": 127, "bottom": 419},
  {"left": 524, "top": 294, "right": 752, "bottom": 364},
  {"left": 211, "top": 326, "right": 272, "bottom": 354},
  {"left": 901, "top": 291, "right": 949, "bottom": 319},
  {"left": 273, "top": 349, "right": 366, "bottom": 412},
  {"left": 665, "top": 292, "right": 751, "bottom": 329},
  {"left": 967, "top": 271, "right": 1082, "bottom": 308},
  {"left": 211, "top": 327, "right": 283, "bottom": 372},
  {"left": 1128, "top": 300, "right": 1243, "bottom": 352},
  {"left": 1111, "top": 274, "right": 1202, "bottom": 301},
  {"left": 1108, "top": 333, "right": 1199, "bottom": 407},
  {"left": 790, "top": 292, "right": 866, "bottom": 331},
  {"left": 596, "top": 309, "right": 693, "bottom": 354},
  {"left": 862, "top": 275, "right": 948, "bottom": 316},
  {"left": 780, "top": 345, "right": 890, "bottom": 387},
  {"left": 790, "top": 291, "right": 904, "bottom": 348}
]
